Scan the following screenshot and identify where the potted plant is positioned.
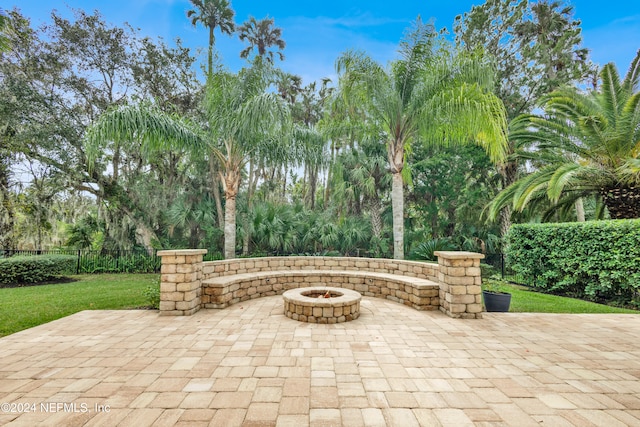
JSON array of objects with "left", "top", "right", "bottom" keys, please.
[{"left": 482, "top": 279, "right": 512, "bottom": 312}]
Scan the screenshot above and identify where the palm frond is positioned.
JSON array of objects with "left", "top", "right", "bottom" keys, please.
[
  {"left": 547, "top": 162, "right": 581, "bottom": 202},
  {"left": 623, "top": 49, "right": 640, "bottom": 93},
  {"left": 418, "top": 82, "right": 508, "bottom": 163},
  {"left": 85, "top": 103, "right": 205, "bottom": 168},
  {"left": 600, "top": 62, "right": 624, "bottom": 124}
]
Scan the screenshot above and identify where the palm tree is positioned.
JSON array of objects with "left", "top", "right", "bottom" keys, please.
[
  {"left": 238, "top": 16, "right": 286, "bottom": 63},
  {"left": 66, "top": 214, "right": 101, "bottom": 249},
  {"left": 455, "top": 0, "right": 595, "bottom": 237},
  {"left": 489, "top": 50, "right": 640, "bottom": 220},
  {"left": 331, "top": 141, "right": 389, "bottom": 240},
  {"left": 86, "top": 63, "right": 291, "bottom": 259},
  {"left": 186, "top": 0, "right": 235, "bottom": 76},
  {"left": 335, "top": 20, "right": 507, "bottom": 259},
  {"left": 276, "top": 72, "right": 302, "bottom": 104}
]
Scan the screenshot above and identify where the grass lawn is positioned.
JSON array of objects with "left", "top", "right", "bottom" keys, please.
[
  {"left": 0, "top": 273, "right": 158, "bottom": 337},
  {"left": 486, "top": 282, "right": 638, "bottom": 314}
]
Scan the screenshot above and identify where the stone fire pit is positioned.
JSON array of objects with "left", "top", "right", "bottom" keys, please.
[{"left": 283, "top": 287, "right": 361, "bottom": 324}]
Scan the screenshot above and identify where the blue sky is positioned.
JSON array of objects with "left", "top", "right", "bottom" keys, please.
[{"left": 11, "top": 0, "right": 640, "bottom": 86}]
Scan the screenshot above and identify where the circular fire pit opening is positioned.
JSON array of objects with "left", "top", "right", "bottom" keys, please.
[{"left": 283, "top": 286, "right": 361, "bottom": 324}]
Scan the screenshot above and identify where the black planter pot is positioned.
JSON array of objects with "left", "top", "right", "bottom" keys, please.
[{"left": 482, "top": 290, "right": 511, "bottom": 312}]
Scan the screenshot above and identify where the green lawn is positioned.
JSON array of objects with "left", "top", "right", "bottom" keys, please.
[
  {"left": 0, "top": 274, "right": 158, "bottom": 337},
  {"left": 485, "top": 282, "right": 638, "bottom": 314}
]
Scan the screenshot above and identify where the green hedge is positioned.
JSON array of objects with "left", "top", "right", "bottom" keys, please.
[
  {"left": 0, "top": 255, "right": 77, "bottom": 285},
  {"left": 506, "top": 220, "right": 640, "bottom": 304}
]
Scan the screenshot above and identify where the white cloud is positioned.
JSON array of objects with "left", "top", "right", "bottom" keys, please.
[{"left": 304, "top": 12, "right": 406, "bottom": 29}]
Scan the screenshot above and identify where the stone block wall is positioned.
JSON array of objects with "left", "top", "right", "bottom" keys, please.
[
  {"left": 434, "top": 251, "right": 484, "bottom": 319},
  {"left": 201, "top": 271, "right": 440, "bottom": 311},
  {"left": 157, "top": 249, "right": 207, "bottom": 316},
  {"left": 158, "top": 252, "right": 485, "bottom": 318},
  {"left": 201, "top": 257, "right": 439, "bottom": 282}
]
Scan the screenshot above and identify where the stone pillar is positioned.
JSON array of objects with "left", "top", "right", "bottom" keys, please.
[
  {"left": 157, "top": 249, "right": 207, "bottom": 316},
  {"left": 434, "top": 251, "right": 483, "bottom": 319}
]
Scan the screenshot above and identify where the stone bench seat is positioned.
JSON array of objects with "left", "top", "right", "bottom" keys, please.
[{"left": 201, "top": 269, "right": 440, "bottom": 311}]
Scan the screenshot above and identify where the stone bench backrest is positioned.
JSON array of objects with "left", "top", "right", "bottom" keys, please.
[{"left": 202, "top": 256, "right": 439, "bottom": 283}]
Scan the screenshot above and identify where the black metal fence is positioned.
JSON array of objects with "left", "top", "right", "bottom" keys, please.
[
  {"left": 0, "top": 249, "right": 527, "bottom": 282},
  {"left": 484, "top": 253, "right": 528, "bottom": 285},
  {"left": 0, "top": 249, "right": 161, "bottom": 274}
]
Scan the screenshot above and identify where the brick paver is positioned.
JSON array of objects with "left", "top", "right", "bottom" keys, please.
[{"left": 1, "top": 296, "right": 640, "bottom": 426}]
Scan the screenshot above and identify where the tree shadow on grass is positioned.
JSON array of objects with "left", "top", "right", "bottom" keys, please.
[{"left": 0, "top": 277, "right": 78, "bottom": 289}]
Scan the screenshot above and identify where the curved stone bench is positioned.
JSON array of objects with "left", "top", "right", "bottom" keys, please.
[
  {"left": 201, "top": 269, "right": 440, "bottom": 310},
  {"left": 157, "top": 252, "right": 485, "bottom": 319}
]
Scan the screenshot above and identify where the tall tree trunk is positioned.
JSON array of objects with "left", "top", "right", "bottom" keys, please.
[
  {"left": 243, "top": 158, "right": 256, "bottom": 256},
  {"left": 209, "top": 156, "right": 224, "bottom": 228},
  {"left": 36, "top": 219, "right": 42, "bottom": 250},
  {"left": 498, "top": 159, "right": 518, "bottom": 237},
  {"left": 208, "top": 26, "right": 215, "bottom": 78},
  {"left": 189, "top": 223, "right": 200, "bottom": 248},
  {"left": 575, "top": 197, "right": 585, "bottom": 222},
  {"left": 224, "top": 195, "right": 236, "bottom": 259},
  {"left": 601, "top": 186, "right": 640, "bottom": 219},
  {"left": 0, "top": 158, "right": 14, "bottom": 249},
  {"left": 134, "top": 222, "right": 158, "bottom": 255},
  {"left": 391, "top": 172, "right": 404, "bottom": 259},
  {"left": 282, "top": 163, "right": 287, "bottom": 200},
  {"left": 324, "top": 143, "right": 337, "bottom": 208},
  {"left": 309, "top": 166, "right": 317, "bottom": 210},
  {"left": 499, "top": 205, "right": 512, "bottom": 239},
  {"left": 369, "top": 196, "right": 382, "bottom": 239},
  {"left": 302, "top": 163, "right": 308, "bottom": 207},
  {"left": 222, "top": 167, "right": 241, "bottom": 259}
]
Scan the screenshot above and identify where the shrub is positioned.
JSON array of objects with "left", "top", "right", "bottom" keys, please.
[
  {"left": 408, "top": 238, "right": 456, "bottom": 261},
  {"left": 0, "top": 255, "right": 77, "bottom": 285},
  {"left": 480, "top": 262, "right": 498, "bottom": 279},
  {"left": 143, "top": 277, "right": 160, "bottom": 309},
  {"left": 506, "top": 220, "right": 640, "bottom": 303}
]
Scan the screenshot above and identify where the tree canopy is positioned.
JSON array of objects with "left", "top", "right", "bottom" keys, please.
[
  {"left": 5, "top": 2, "right": 634, "bottom": 261},
  {"left": 489, "top": 50, "right": 640, "bottom": 220}
]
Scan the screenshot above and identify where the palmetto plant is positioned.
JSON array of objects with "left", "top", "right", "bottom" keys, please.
[
  {"left": 249, "top": 202, "right": 298, "bottom": 254},
  {"left": 331, "top": 141, "right": 389, "bottom": 240},
  {"left": 409, "top": 238, "right": 456, "bottom": 261},
  {"left": 166, "top": 194, "right": 217, "bottom": 248},
  {"left": 489, "top": 50, "right": 640, "bottom": 220},
  {"left": 334, "top": 19, "right": 507, "bottom": 259},
  {"left": 65, "top": 214, "right": 101, "bottom": 250}
]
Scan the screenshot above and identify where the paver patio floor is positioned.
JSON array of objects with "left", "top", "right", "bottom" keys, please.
[{"left": 1, "top": 295, "right": 640, "bottom": 426}]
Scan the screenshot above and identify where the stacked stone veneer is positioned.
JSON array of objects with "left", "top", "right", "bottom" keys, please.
[
  {"left": 200, "top": 257, "right": 440, "bottom": 311},
  {"left": 283, "top": 287, "right": 362, "bottom": 324},
  {"left": 201, "top": 270, "right": 440, "bottom": 311},
  {"left": 202, "top": 257, "right": 439, "bottom": 281},
  {"left": 157, "top": 252, "right": 484, "bottom": 318},
  {"left": 157, "top": 249, "right": 206, "bottom": 316},
  {"left": 435, "top": 251, "right": 484, "bottom": 319}
]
